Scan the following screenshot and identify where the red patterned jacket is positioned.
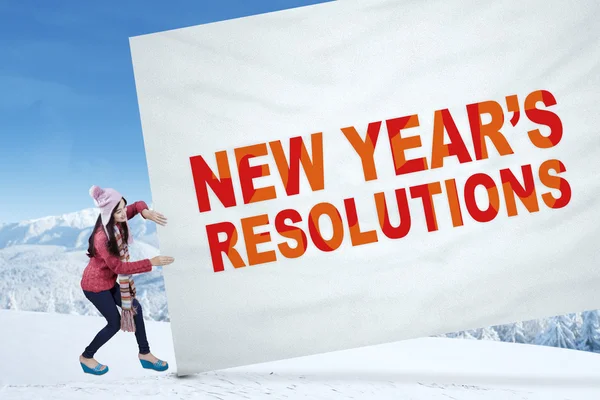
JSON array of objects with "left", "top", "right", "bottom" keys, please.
[{"left": 80, "top": 201, "right": 153, "bottom": 293}]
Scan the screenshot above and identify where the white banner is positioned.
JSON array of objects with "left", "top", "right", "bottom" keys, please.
[{"left": 129, "top": 0, "right": 600, "bottom": 376}]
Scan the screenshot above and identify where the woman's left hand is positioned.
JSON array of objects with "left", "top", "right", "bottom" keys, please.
[{"left": 142, "top": 209, "right": 168, "bottom": 226}]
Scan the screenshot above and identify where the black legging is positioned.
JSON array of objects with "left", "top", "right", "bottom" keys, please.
[{"left": 82, "top": 283, "right": 150, "bottom": 358}]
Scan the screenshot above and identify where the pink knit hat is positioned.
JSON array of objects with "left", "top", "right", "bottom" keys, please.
[{"left": 89, "top": 185, "right": 133, "bottom": 244}]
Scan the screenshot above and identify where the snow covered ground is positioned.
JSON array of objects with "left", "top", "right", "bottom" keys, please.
[{"left": 2, "top": 309, "right": 600, "bottom": 399}]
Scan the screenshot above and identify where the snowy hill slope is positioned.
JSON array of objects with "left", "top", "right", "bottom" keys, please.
[{"left": 2, "top": 310, "right": 600, "bottom": 399}]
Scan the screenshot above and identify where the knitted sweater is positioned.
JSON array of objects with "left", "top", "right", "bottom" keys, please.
[{"left": 80, "top": 201, "right": 153, "bottom": 293}]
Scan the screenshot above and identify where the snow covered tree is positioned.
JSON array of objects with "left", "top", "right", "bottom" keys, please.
[
  {"left": 577, "top": 310, "right": 600, "bottom": 353},
  {"left": 7, "top": 291, "right": 18, "bottom": 310},
  {"left": 46, "top": 293, "right": 56, "bottom": 313},
  {"left": 499, "top": 321, "right": 527, "bottom": 343},
  {"left": 569, "top": 312, "right": 582, "bottom": 341},
  {"left": 474, "top": 327, "right": 500, "bottom": 341},
  {"left": 523, "top": 318, "right": 545, "bottom": 343},
  {"left": 453, "top": 330, "right": 477, "bottom": 340},
  {"left": 536, "top": 315, "right": 577, "bottom": 349}
]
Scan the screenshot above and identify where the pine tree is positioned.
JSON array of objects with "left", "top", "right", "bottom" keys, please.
[
  {"left": 570, "top": 312, "right": 582, "bottom": 342},
  {"left": 454, "top": 330, "right": 477, "bottom": 340},
  {"left": 493, "top": 323, "right": 508, "bottom": 341},
  {"left": 141, "top": 296, "right": 152, "bottom": 320},
  {"left": 8, "top": 291, "right": 18, "bottom": 310},
  {"left": 523, "top": 318, "right": 544, "bottom": 343},
  {"left": 577, "top": 310, "right": 600, "bottom": 353},
  {"left": 500, "top": 321, "right": 527, "bottom": 343},
  {"left": 46, "top": 293, "right": 56, "bottom": 313},
  {"left": 474, "top": 327, "right": 500, "bottom": 341},
  {"left": 536, "top": 315, "right": 577, "bottom": 349}
]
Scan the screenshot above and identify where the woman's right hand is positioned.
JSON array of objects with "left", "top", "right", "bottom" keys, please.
[{"left": 151, "top": 256, "right": 175, "bottom": 266}]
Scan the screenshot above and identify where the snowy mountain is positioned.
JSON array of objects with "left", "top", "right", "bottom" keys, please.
[
  {"left": 0, "top": 207, "right": 158, "bottom": 249},
  {"left": 2, "top": 208, "right": 600, "bottom": 354},
  {"left": 3, "top": 310, "right": 600, "bottom": 399},
  {"left": 0, "top": 207, "right": 168, "bottom": 321}
]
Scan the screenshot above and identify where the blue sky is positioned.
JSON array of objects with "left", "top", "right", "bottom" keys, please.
[{"left": 0, "top": 0, "right": 330, "bottom": 224}]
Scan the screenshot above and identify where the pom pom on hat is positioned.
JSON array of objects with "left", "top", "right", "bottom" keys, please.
[
  {"left": 89, "top": 185, "right": 104, "bottom": 201},
  {"left": 89, "top": 185, "right": 121, "bottom": 210},
  {"left": 89, "top": 185, "right": 110, "bottom": 208}
]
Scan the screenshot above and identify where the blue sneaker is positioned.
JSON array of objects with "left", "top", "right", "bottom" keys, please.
[
  {"left": 80, "top": 362, "right": 109, "bottom": 375},
  {"left": 140, "top": 358, "right": 169, "bottom": 372}
]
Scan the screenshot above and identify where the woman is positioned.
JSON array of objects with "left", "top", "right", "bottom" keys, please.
[{"left": 79, "top": 185, "right": 175, "bottom": 376}]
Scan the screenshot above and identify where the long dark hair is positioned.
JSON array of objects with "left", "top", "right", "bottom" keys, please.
[{"left": 86, "top": 197, "right": 129, "bottom": 258}]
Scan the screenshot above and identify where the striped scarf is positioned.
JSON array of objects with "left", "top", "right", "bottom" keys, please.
[{"left": 115, "top": 224, "right": 137, "bottom": 333}]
